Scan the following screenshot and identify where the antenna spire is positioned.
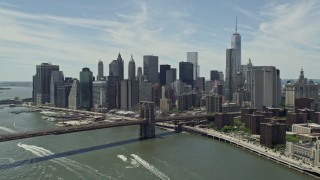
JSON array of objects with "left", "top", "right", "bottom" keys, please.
[{"left": 235, "top": 16, "right": 238, "bottom": 34}]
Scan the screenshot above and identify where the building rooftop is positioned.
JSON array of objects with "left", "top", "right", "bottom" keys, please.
[
  {"left": 292, "top": 140, "right": 314, "bottom": 148},
  {"left": 293, "top": 123, "right": 320, "bottom": 128}
]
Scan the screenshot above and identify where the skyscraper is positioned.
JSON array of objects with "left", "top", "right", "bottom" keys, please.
[
  {"left": 143, "top": 55, "right": 159, "bottom": 84},
  {"left": 224, "top": 49, "right": 237, "bottom": 101},
  {"left": 218, "top": 71, "right": 224, "bottom": 82},
  {"left": 206, "top": 94, "right": 222, "bottom": 113},
  {"left": 97, "top": 60, "right": 106, "bottom": 81},
  {"left": 79, "top": 67, "right": 93, "bottom": 110},
  {"left": 166, "top": 68, "right": 176, "bottom": 86},
  {"left": 253, "top": 66, "right": 281, "bottom": 110},
  {"left": 137, "top": 67, "right": 142, "bottom": 76},
  {"left": 160, "top": 64, "right": 171, "bottom": 86},
  {"left": 128, "top": 54, "right": 136, "bottom": 81},
  {"left": 50, "top": 71, "right": 64, "bottom": 106},
  {"left": 231, "top": 18, "right": 241, "bottom": 72},
  {"left": 195, "top": 77, "right": 205, "bottom": 92},
  {"left": 109, "top": 53, "right": 124, "bottom": 81},
  {"left": 121, "top": 80, "right": 139, "bottom": 110},
  {"left": 210, "top": 70, "right": 219, "bottom": 81},
  {"left": 68, "top": 79, "right": 80, "bottom": 110},
  {"left": 179, "top": 62, "right": 194, "bottom": 87},
  {"left": 92, "top": 81, "right": 107, "bottom": 108},
  {"left": 187, "top": 52, "right": 199, "bottom": 80},
  {"left": 139, "top": 82, "right": 152, "bottom": 102},
  {"left": 107, "top": 54, "right": 124, "bottom": 109},
  {"left": 35, "top": 63, "right": 59, "bottom": 105},
  {"left": 32, "top": 75, "right": 37, "bottom": 103},
  {"left": 56, "top": 83, "right": 72, "bottom": 108},
  {"left": 246, "top": 59, "right": 254, "bottom": 104},
  {"left": 137, "top": 67, "right": 144, "bottom": 82}
]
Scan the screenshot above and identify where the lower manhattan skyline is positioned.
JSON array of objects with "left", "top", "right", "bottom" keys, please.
[
  {"left": 1, "top": 1, "right": 320, "bottom": 179},
  {"left": 0, "top": 0, "right": 319, "bottom": 81}
]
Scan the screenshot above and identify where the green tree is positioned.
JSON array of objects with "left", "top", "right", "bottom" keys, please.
[
  {"left": 221, "top": 125, "right": 235, "bottom": 132},
  {"left": 170, "top": 107, "right": 179, "bottom": 114},
  {"left": 208, "top": 123, "right": 217, "bottom": 130},
  {"left": 233, "top": 117, "right": 242, "bottom": 127},
  {"left": 286, "top": 134, "right": 300, "bottom": 143}
]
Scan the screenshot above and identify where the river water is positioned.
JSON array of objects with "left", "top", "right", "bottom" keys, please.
[
  {"left": 0, "top": 86, "right": 315, "bottom": 179},
  {"left": 0, "top": 86, "right": 32, "bottom": 100}
]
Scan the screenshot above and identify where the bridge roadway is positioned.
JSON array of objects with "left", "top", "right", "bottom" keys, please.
[
  {"left": 155, "top": 114, "right": 212, "bottom": 122},
  {"left": 0, "top": 115, "right": 211, "bottom": 142}
]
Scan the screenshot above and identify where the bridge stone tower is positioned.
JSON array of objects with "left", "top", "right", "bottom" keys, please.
[{"left": 139, "top": 101, "right": 155, "bottom": 139}]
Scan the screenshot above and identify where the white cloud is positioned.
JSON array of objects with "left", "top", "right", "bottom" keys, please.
[
  {"left": 5, "top": 0, "right": 318, "bottom": 81},
  {"left": 245, "top": 0, "right": 320, "bottom": 78},
  {"left": 231, "top": 3, "right": 262, "bottom": 21},
  {"left": 0, "top": 2, "right": 224, "bottom": 80}
]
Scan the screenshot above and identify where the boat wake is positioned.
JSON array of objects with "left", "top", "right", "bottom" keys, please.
[
  {"left": 0, "top": 158, "right": 15, "bottom": 163},
  {"left": 117, "top": 154, "right": 169, "bottom": 180},
  {"left": 117, "top": 155, "right": 127, "bottom": 162},
  {"left": 117, "top": 154, "right": 139, "bottom": 169},
  {"left": 131, "top": 154, "right": 170, "bottom": 180},
  {"left": 17, "top": 143, "right": 113, "bottom": 179},
  {"left": 0, "top": 126, "right": 16, "bottom": 133}
]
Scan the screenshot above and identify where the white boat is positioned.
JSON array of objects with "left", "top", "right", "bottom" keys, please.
[
  {"left": 57, "top": 122, "right": 71, "bottom": 127},
  {"left": 47, "top": 117, "right": 56, "bottom": 121},
  {"left": 40, "top": 111, "right": 57, "bottom": 115}
]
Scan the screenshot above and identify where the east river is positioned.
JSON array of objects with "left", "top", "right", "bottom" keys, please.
[{"left": 0, "top": 86, "right": 315, "bottom": 179}]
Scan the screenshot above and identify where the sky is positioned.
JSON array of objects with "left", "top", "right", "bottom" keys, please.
[{"left": 0, "top": 0, "right": 319, "bottom": 81}]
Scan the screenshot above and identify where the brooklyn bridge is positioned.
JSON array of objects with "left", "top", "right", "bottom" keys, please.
[{"left": 0, "top": 102, "right": 213, "bottom": 142}]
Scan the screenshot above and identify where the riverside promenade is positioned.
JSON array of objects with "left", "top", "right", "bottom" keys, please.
[{"left": 183, "top": 126, "right": 320, "bottom": 178}]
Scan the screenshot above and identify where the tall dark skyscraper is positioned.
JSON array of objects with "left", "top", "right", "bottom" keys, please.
[
  {"left": 246, "top": 59, "right": 254, "bottom": 104},
  {"left": 79, "top": 67, "right": 93, "bottom": 110},
  {"left": 179, "top": 62, "right": 194, "bottom": 87},
  {"left": 107, "top": 53, "right": 124, "bottom": 109},
  {"left": 128, "top": 54, "right": 136, "bottom": 81},
  {"left": 32, "top": 75, "right": 37, "bottom": 103},
  {"left": 97, "top": 60, "right": 106, "bottom": 81},
  {"left": 210, "top": 70, "right": 219, "bottom": 81},
  {"left": 225, "top": 48, "right": 237, "bottom": 101},
  {"left": 137, "top": 67, "right": 142, "bottom": 76},
  {"left": 160, "top": 64, "right": 171, "bottom": 86},
  {"left": 109, "top": 53, "right": 124, "bottom": 81},
  {"left": 35, "top": 63, "right": 59, "bottom": 105},
  {"left": 166, "top": 68, "right": 176, "bottom": 86},
  {"left": 143, "top": 55, "right": 159, "bottom": 84},
  {"left": 195, "top": 77, "right": 205, "bottom": 91},
  {"left": 56, "top": 83, "right": 72, "bottom": 108},
  {"left": 231, "top": 17, "right": 241, "bottom": 72}
]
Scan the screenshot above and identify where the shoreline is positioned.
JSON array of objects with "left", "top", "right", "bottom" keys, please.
[{"left": 156, "top": 123, "right": 320, "bottom": 179}]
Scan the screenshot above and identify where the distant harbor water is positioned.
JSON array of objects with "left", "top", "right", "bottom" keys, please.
[
  {"left": 0, "top": 85, "right": 32, "bottom": 100},
  {"left": 0, "top": 85, "right": 315, "bottom": 179}
]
